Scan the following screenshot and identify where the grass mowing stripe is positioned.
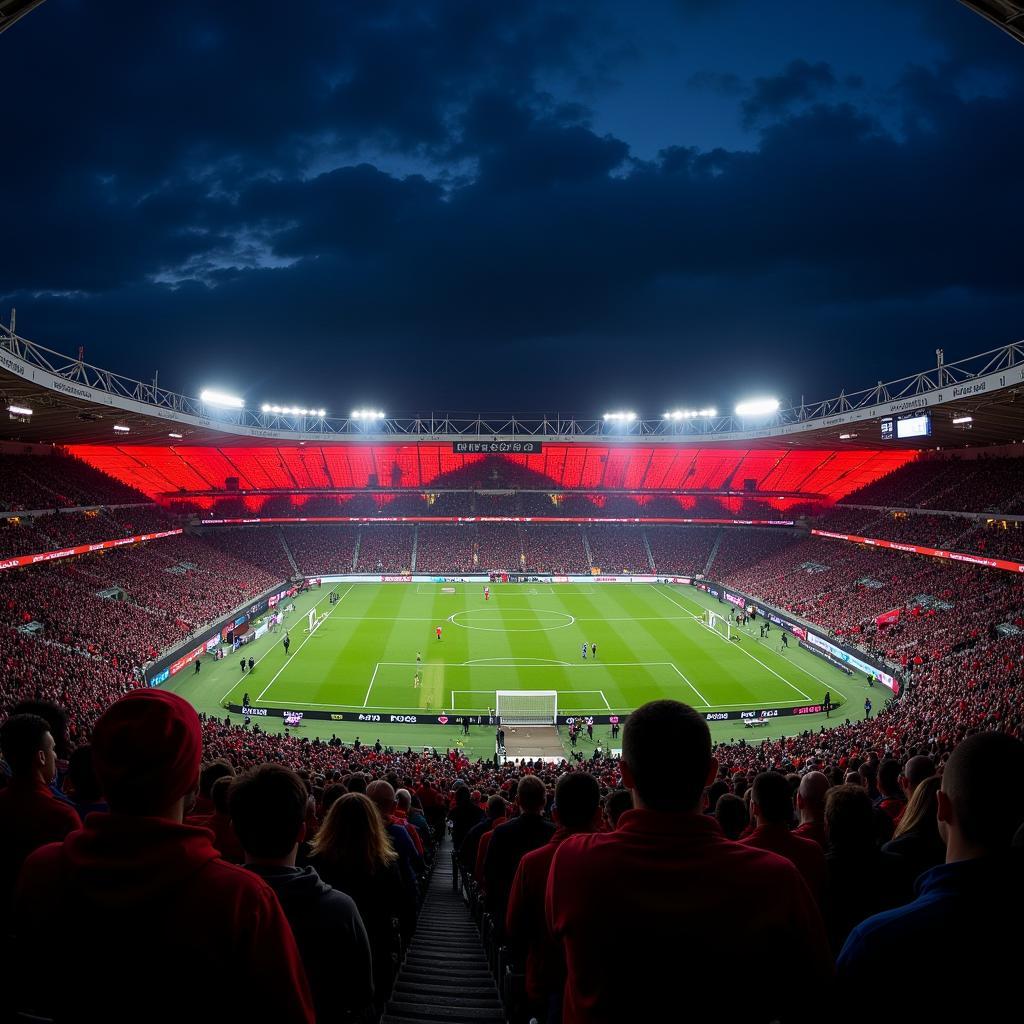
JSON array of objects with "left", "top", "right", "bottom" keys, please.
[
  {"left": 649, "top": 584, "right": 813, "bottom": 703},
  {"left": 254, "top": 584, "right": 354, "bottom": 703}
]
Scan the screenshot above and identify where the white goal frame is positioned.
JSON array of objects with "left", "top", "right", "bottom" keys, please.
[
  {"left": 705, "top": 610, "right": 732, "bottom": 641},
  {"left": 496, "top": 689, "right": 558, "bottom": 725}
]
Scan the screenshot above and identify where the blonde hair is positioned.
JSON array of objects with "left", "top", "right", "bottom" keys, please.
[
  {"left": 310, "top": 791, "right": 398, "bottom": 874},
  {"left": 894, "top": 775, "right": 939, "bottom": 839}
]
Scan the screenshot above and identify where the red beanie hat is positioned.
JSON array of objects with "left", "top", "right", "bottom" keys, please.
[{"left": 92, "top": 689, "right": 202, "bottom": 814}]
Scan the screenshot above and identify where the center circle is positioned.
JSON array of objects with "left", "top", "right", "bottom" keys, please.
[{"left": 448, "top": 608, "right": 576, "bottom": 632}]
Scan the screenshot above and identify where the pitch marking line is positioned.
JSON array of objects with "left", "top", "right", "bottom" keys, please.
[
  {"left": 650, "top": 585, "right": 813, "bottom": 703},
  {"left": 254, "top": 584, "right": 354, "bottom": 704},
  {"left": 220, "top": 588, "right": 337, "bottom": 703},
  {"left": 667, "top": 663, "right": 711, "bottom": 708}
]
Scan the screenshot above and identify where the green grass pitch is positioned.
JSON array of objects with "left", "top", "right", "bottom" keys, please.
[{"left": 172, "top": 582, "right": 864, "bottom": 757}]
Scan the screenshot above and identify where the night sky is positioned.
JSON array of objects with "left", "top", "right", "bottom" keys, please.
[{"left": 3, "top": 1, "right": 1022, "bottom": 417}]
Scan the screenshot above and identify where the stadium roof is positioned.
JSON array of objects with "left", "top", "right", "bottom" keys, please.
[
  {"left": 0, "top": 0, "right": 45, "bottom": 34},
  {"left": 959, "top": 1, "right": 1024, "bottom": 46},
  {"left": 3, "top": 325, "right": 1024, "bottom": 450}
]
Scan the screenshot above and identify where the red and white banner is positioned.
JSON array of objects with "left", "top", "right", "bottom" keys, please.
[
  {"left": 875, "top": 608, "right": 902, "bottom": 626},
  {"left": 812, "top": 529, "right": 1024, "bottom": 575},
  {"left": 0, "top": 529, "right": 183, "bottom": 573},
  {"left": 199, "top": 515, "right": 795, "bottom": 527}
]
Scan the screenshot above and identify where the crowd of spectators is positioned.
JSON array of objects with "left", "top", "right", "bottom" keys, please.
[
  {"left": 415, "top": 525, "right": 477, "bottom": 574},
  {"left": 280, "top": 524, "right": 358, "bottom": 575},
  {"left": 0, "top": 451, "right": 148, "bottom": 513},
  {"left": 474, "top": 523, "right": 524, "bottom": 571},
  {"left": 355, "top": 526, "right": 414, "bottom": 573},
  {"left": 584, "top": 524, "right": 651, "bottom": 573},
  {"left": 646, "top": 525, "right": 719, "bottom": 574},
  {"left": 203, "top": 526, "right": 296, "bottom": 580},
  {"left": 520, "top": 524, "right": 591, "bottom": 573},
  {"left": 841, "top": 454, "right": 1024, "bottom": 513}
]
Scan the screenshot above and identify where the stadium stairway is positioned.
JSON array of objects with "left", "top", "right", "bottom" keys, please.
[
  {"left": 382, "top": 839, "right": 504, "bottom": 1024},
  {"left": 703, "top": 527, "right": 723, "bottom": 576}
]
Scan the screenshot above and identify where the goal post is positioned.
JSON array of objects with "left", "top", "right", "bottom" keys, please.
[
  {"left": 496, "top": 690, "right": 558, "bottom": 726},
  {"left": 706, "top": 610, "right": 731, "bottom": 641}
]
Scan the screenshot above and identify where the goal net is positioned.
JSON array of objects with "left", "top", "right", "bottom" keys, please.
[
  {"left": 706, "top": 610, "right": 731, "bottom": 641},
  {"left": 496, "top": 690, "right": 558, "bottom": 726}
]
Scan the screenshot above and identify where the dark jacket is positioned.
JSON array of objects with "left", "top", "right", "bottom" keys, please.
[
  {"left": 881, "top": 828, "right": 946, "bottom": 901},
  {"left": 483, "top": 813, "right": 556, "bottom": 927},
  {"left": 247, "top": 864, "right": 374, "bottom": 1021}
]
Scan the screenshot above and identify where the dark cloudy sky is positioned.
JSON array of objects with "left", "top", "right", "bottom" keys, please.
[{"left": 2, "top": 1, "right": 1022, "bottom": 417}]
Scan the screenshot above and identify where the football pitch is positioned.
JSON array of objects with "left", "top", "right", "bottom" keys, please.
[{"left": 175, "top": 581, "right": 861, "bottom": 756}]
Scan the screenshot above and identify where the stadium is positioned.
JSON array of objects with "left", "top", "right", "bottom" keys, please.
[{"left": 3, "top": 4, "right": 1024, "bottom": 1024}]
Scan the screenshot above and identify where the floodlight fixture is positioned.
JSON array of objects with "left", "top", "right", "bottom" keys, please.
[
  {"left": 168, "top": 432, "right": 183, "bottom": 439},
  {"left": 952, "top": 415, "right": 973, "bottom": 425},
  {"left": 663, "top": 407, "right": 717, "bottom": 420},
  {"left": 603, "top": 410, "right": 637, "bottom": 422},
  {"left": 6, "top": 404, "right": 32, "bottom": 416},
  {"left": 113, "top": 424, "right": 130, "bottom": 433},
  {"left": 200, "top": 388, "right": 244, "bottom": 409},
  {"left": 735, "top": 397, "right": 780, "bottom": 417},
  {"left": 351, "top": 409, "right": 386, "bottom": 420}
]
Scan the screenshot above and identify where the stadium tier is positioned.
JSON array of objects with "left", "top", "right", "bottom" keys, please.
[{"left": 5, "top": 344, "right": 1024, "bottom": 1022}]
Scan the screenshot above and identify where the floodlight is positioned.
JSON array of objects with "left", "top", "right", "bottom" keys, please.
[
  {"left": 735, "top": 398, "right": 780, "bottom": 417},
  {"left": 603, "top": 411, "right": 637, "bottom": 422},
  {"left": 168, "top": 432, "right": 183, "bottom": 439},
  {"left": 952, "top": 416, "right": 973, "bottom": 425},
  {"left": 6, "top": 404, "right": 32, "bottom": 416},
  {"left": 352, "top": 409, "right": 386, "bottom": 420},
  {"left": 839, "top": 433, "right": 858, "bottom": 440},
  {"left": 200, "top": 389, "right": 244, "bottom": 409},
  {"left": 113, "top": 424, "right": 130, "bottom": 433}
]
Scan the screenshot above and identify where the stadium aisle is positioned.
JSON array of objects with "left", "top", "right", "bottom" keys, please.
[{"left": 383, "top": 839, "right": 504, "bottom": 1024}]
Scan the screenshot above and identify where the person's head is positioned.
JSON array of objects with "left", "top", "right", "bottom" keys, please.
[
  {"left": 515, "top": 774, "right": 547, "bottom": 815},
  {"left": 894, "top": 776, "right": 940, "bottom": 840},
  {"left": 345, "top": 772, "right": 368, "bottom": 794},
  {"left": 366, "top": 779, "right": 397, "bottom": 817},
  {"left": 0, "top": 714, "right": 57, "bottom": 783},
  {"left": 715, "top": 793, "right": 749, "bottom": 841},
  {"left": 395, "top": 788, "right": 412, "bottom": 813},
  {"left": 825, "top": 784, "right": 875, "bottom": 850},
  {"left": 552, "top": 772, "right": 601, "bottom": 832},
  {"left": 310, "top": 792, "right": 398, "bottom": 873},
  {"left": 796, "top": 771, "right": 830, "bottom": 823},
  {"left": 322, "top": 782, "right": 348, "bottom": 813},
  {"left": 938, "top": 732, "right": 1024, "bottom": 860},
  {"left": 603, "top": 789, "right": 634, "bottom": 829},
  {"left": 66, "top": 745, "right": 103, "bottom": 804},
  {"left": 210, "top": 775, "right": 234, "bottom": 816},
  {"left": 705, "top": 779, "right": 729, "bottom": 812},
  {"left": 90, "top": 690, "right": 202, "bottom": 818},
  {"left": 750, "top": 772, "right": 794, "bottom": 827},
  {"left": 900, "top": 755, "right": 935, "bottom": 797},
  {"left": 621, "top": 700, "right": 715, "bottom": 813},
  {"left": 229, "top": 764, "right": 308, "bottom": 864},
  {"left": 877, "top": 759, "right": 902, "bottom": 799},
  {"left": 199, "top": 758, "right": 236, "bottom": 799},
  {"left": 12, "top": 700, "right": 69, "bottom": 759},
  {"left": 486, "top": 794, "right": 507, "bottom": 820}
]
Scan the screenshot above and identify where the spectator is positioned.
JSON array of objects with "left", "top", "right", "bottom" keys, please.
[
  {"left": 714, "top": 792, "right": 749, "bottom": 841},
  {"left": 11, "top": 689, "right": 314, "bottom": 1023},
  {"left": 309, "top": 792, "right": 411, "bottom": 1004},
  {"left": 794, "top": 771, "right": 830, "bottom": 847},
  {"left": 822, "top": 784, "right": 902, "bottom": 954},
  {"left": 881, "top": 776, "right": 944, "bottom": 900},
  {"left": 189, "top": 774, "right": 246, "bottom": 864},
  {"left": 546, "top": 700, "right": 831, "bottom": 1024},
  {"left": 450, "top": 784, "right": 484, "bottom": 851},
  {"left": 602, "top": 788, "right": 634, "bottom": 830},
  {"left": 367, "top": 778, "right": 424, "bottom": 892},
  {"left": 483, "top": 774, "right": 555, "bottom": 932},
  {"left": 459, "top": 794, "right": 506, "bottom": 882},
  {"left": 874, "top": 759, "right": 906, "bottom": 823},
  {"left": 839, "top": 733, "right": 1024, "bottom": 1017},
  {"left": 742, "top": 771, "right": 826, "bottom": 902},
  {"left": 507, "top": 771, "right": 601, "bottom": 1017},
  {"left": 230, "top": 764, "right": 374, "bottom": 1023},
  {"left": 0, "top": 714, "right": 82, "bottom": 925}
]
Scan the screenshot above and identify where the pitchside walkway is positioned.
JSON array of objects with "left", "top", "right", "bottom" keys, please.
[{"left": 383, "top": 839, "right": 504, "bottom": 1024}]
